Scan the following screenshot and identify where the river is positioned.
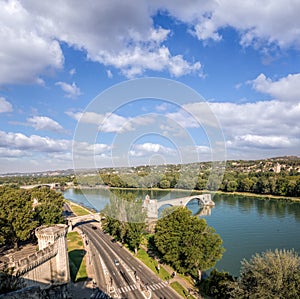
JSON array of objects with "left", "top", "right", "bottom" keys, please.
[{"left": 63, "top": 188, "right": 300, "bottom": 276}]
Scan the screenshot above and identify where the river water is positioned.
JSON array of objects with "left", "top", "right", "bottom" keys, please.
[{"left": 63, "top": 188, "right": 300, "bottom": 276}]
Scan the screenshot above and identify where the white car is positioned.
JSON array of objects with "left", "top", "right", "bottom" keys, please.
[{"left": 114, "top": 259, "right": 120, "bottom": 266}]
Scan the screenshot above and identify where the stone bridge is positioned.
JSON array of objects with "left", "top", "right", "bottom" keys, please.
[
  {"left": 67, "top": 213, "right": 100, "bottom": 231},
  {"left": 20, "top": 183, "right": 61, "bottom": 190},
  {"left": 143, "top": 194, "right": 214, "bottom": 219}
]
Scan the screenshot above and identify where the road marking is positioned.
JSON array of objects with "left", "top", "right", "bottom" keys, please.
[{"left": 118, "top": 284, "right": 138, "bottom": 294}]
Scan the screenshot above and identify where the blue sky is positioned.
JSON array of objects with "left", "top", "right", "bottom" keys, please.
[{"left": 0, "top": 0, "right": 300, "bottom": 173}]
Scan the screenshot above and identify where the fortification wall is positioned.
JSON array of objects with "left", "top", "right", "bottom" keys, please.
[{"left": 8, "top": 224, "right": 70, "bottom": 288}]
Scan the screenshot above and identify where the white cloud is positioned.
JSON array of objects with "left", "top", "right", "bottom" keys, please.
[
  {"left": 96, "top": 45, "right": 201, "bottom": 78},
  {"left": 129, "top": 142, "right": 175, "bottom": 157},
  {"left": 69, "top": 68, "right": 76, "bottom": 76},
  {"left": 0, "top": 0, "right": 63, "bottom": 86},
  {"left": 27, "top": 116, "right": 65, "bottom": 133},
  {"left": 166, "top": 109, "right": 200, "bottom": 128},
  {"left": 55, "top": 81, "right": 82, "bottom": 99},
  {"left": 227, "top": 134, "right": 294, "bottom": 149},
  {"left": 183, "top": 100, "right": 300, "bottom": 156},
  {"left": 250, "top": 73, "right": 300, "bottom": 102},
  {"left": 0, "top": 130, "right": 111, "bottom": 162},
  {"left": 153, "top": 0, "right": 300, "bottom": 49},
  {"left": 0, "top": 97, "right": 13, "bottom": 113},
  {"left": 0, "top": 130, "right": 70, "bottom": 153},
  {"left": 67, "top": 111, "right": 155, "bottom": 133},
  {"left": 1, "top": 1, "right": 202, "bottom": 84},
  {"left": 106, "top": 70, "right": 113, "bottom": 78},
  {"left": 0, "top": 148, "right": 24, "bottom": 158},
  {"left": 1, "top": 1, "right": 300, "bottom": 86}
]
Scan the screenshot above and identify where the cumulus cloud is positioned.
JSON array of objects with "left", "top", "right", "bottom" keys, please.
[
  {"left": 67, "top": 111, "right": 154, "bottom": 133},
  {"left": 2, "top": 1, "right": 300, "bottom": 85},
  {"left": 153, "top": 0, "right": 300, "bottom": 49},
  {"left": 183, "top": 99, "right": 300, "bottom": 156},
  {"left": 27, "top": 116, "right": 65, "bottom": 133},
  {"left": 129, "top": 142, "right": 175, "bottom": 157},
  {"left": 96, "top": 44, "right": 201, "bottom": 78},
  {"left": 0, "top": 130, "right": 110, "bottom": 158},
  {"left": 0, "top": 130, "right": 69, "bottom": 153},
  {"left": 227, "top": 134, "right": 294, "bottom": 149},
  {"left": 250, "top": 73, "right": 300, "bottom": 102},
  {"left": 0, "top": 0, "right": 63, "bottom": 86},
  {"left": 0, "top": 97, "right": 13, "bottom": 113},
  {"left": 0, "top": 0, "right": 202, "bottom": 85},
  {"left": 55, "top": 81, "right": 82, "bottom": 99}
]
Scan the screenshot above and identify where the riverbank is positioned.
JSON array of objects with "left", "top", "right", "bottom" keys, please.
[{"left": 73, "top": 185, "right": 300, "bottom": 203}]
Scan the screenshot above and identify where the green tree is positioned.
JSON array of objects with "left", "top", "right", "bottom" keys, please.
[
  {"left": 0, "top": 186, "right": 64, "bottom": 248},
  {"left": 31, "top": 187, "right": 64, "bottom": 225},
  {"left": 233, "top": 249, "right": 300, "bottom": 299},
  {"left": 0, "top": 187, "right": 38, "bottom": 248},
  {"left": 154, "top": 207, "right": 224, "bottom": 277},
  {"left": 159, "top": 179, "right": 171, "bottom": 189},
  {"left": 102, "top": 192, "right": 146, "bottom": 253},
  {"left": 200, "top": 269, "right": 235, "bottom": 299}
]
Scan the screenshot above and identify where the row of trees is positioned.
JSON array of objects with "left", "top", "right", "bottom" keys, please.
[
  {"left": 0, "top": 186, "right": 65, "bottom": 248},
  {"left": 76, "top": 170, "right": 300, "bottom": 197},
  {"left": 201, "top": 249, "right": 300, "bottom": 299},
  {"left": 101, "top": 192, "right": 146, "bottom": 254},
  {"left": 0, "top": 175, "right": 73, "bottom": 187}
]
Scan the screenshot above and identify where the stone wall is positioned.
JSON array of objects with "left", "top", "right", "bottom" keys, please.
[
  {"left": 7, "top": 225, "right": 70, "bottom": 288},
  {"left": 0, "top": 283, "right": 70, "bottom": 299}
]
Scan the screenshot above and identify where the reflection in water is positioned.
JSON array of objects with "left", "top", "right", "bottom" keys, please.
[{"left": 63, "top": 189, "right": 300, "bottom": 276}]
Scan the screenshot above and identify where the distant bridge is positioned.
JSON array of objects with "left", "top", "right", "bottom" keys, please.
[
  {"left": 20, "top": 183, "right": 61, "bottom": 190},
  {"left": 143, "top": 194, "right": 214, "bottom": 218}
]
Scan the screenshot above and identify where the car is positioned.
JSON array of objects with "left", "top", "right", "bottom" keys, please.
[
  {"left": 114, "top": 259, "right": 120, "bottom": 266},
  {"left": 91, "top": 225, "right": 97, "bottom": 230}
]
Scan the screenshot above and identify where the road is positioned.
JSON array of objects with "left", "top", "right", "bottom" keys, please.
[{"left": 80, "top": 222, "right": 183, "bottom": 299}]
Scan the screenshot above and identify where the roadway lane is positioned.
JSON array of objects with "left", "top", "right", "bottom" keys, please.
[
  {"left": 81, "top": 225, "right": 142, "bottom": 299},
  {"left": 80, "top": 223, "right": 182, "bottom": 299}
]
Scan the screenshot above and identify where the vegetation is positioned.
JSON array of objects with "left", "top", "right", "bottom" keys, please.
[
  {"left": 76, "top": 156, "right": 300, "bottom": 198},
  {"left": 102, "top": 191, "right": 146, "bottom": 254},
  {"left": 200, "top": 269, "right": 235, "bottom": 299},
  {"left": 67, "top": 231, "right": 88, "bottom": 282},
  {"left": 0, "top": 267, "right": 25, "bottom": 295},
  {"left": 170, "top": 281, "right": 196, "bottom": 299},
  {"left": 0, "top": 186, "right": 64, "bottom": 248},
  {"left": 0, "top": 174, "right": 73, "bottom": 187},
  {"left": 232, "top": 249, "right": 300, "bottom": 299},
  {"left": 136, "top": 248, "right": 170, "bottom": 280},
  {"left": 1, "top": 156, "right": 299, "bottom": 198},
  {"left": 154, "top": 207, "right": 224, "bottom": 278}
]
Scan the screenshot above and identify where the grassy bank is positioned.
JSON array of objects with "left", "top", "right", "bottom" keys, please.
[
  {"left": 67, "top": 231, "right": 88, "bottom": 282},
  {"left": 214, "top": 190, "right": 300, "bottom": 202},
  {"left": 136, "top": 248, "right": 170, "bottom": 281},
  {"left": 170, "top": 281, "right": 196, "bottom": 299},
  {"left": 66, "top": 200, "right": 92, "bottom": 216}
]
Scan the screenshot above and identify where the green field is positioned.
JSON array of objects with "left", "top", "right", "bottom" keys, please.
[{"left": 67, "top": 231, "right": 88, "bottom": 282}]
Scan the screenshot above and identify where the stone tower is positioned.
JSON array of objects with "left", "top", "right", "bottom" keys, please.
[{"left": 35, "top": 224, "right": 70, "bottom": 283}]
